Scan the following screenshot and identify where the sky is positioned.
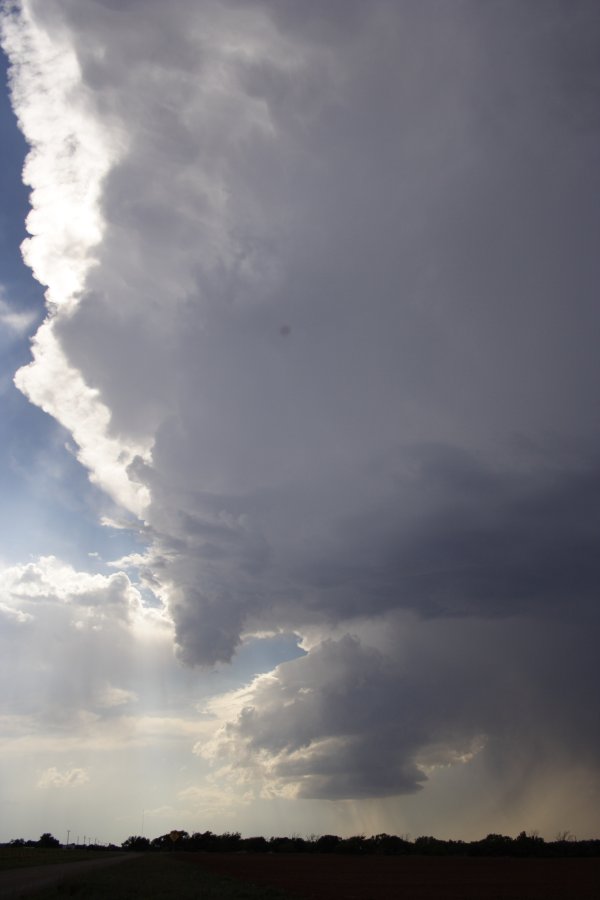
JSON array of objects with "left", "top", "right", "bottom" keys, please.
[{"left": 1, "top": 0, "right": 599, "bottom": 846}]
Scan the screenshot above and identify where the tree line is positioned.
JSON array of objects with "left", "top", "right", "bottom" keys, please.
[
  {"left": 119, "top": 830, "right": 600, "bottom": 858},
  {"left": 5, "top": 830, "right": 599, "bottom": 858}
]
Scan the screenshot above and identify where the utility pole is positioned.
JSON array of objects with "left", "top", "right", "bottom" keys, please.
[{"left": 66, "top": 830, "right": 70, "bottom": 848}]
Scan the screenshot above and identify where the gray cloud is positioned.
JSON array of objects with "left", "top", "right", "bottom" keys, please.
[
  {"left": 5, "top": 0, "right": 600, "bottom": 814},
  {"left": 295, "top": 445, "right": 600, "bottom": 621},
  {"left": 210, "top": 616, "right": 600, "bottom": 802}
]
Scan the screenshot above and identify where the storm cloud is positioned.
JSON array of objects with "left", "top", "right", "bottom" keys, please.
[{"left": 3, "top": 0, "right": 600, "bottom": 826}]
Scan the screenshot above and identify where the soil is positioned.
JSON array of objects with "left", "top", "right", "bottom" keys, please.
[
  {"left": 0, "top": 853, "right": 139, "bottom": 898},
  {"left": 175, "top": 852, "right": 600, "bottom": 900}
]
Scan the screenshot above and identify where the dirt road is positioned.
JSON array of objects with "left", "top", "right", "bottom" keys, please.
[{"left": 0, "top": 852, "right": 140, "bottom": 897}]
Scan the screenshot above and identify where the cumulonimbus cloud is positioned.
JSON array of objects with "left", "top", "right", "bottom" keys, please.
[{"left": 3, "top": 0, "right": 600, "bottom": 811}]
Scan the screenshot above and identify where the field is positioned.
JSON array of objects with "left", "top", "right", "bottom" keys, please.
[
  {"left": 2, "top": 850, "right": 600, "bottom": 899},
  {"left": 0, "top": 847, "right": 115, "bottom": 871},
  {"left": 177, "top": 851, "right": 600, "bottom": 900}
]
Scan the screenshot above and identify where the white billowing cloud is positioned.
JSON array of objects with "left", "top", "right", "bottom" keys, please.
[
  {"left": 38, "top": 766, "right": 90, "bottom": 788},
  {"left": 0, "top": 555, "right": 141, "bottom": 615},
  {"left": 2, "top": 0, "right": 600, "bottom": 822},
  {"left": 15, "top": 324, "right": 151, "bottom": 514},
  {"left": 1, "top": 2, "right": 119, "bottom": 311},
  {"left": 0, "top": 556, "right": 174, "bottom": 731},
  {"left": 1, "top": 3, "right": 151, "bottom": 515}
]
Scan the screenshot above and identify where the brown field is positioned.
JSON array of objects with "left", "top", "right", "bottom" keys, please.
[{"left": 175, "top": 852, "right": 600, "bottom": 900}]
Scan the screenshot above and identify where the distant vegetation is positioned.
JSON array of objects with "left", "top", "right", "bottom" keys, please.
[
  {"left": 5, "top": 834, "right": 118, "bottom": 851},
  {"left": 123, "top": 830, "right": 600, "bottom": 857},
  {"left": 4, "top": 829, "right": 600, "bottom": 858},
  {"left": 8, "top": 833, "right": 61, "bottom": 849}
]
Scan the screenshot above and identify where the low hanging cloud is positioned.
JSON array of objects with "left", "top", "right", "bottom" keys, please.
[
  {"left": 3, "top": 0, "right": 600, "bottom": 812},
  {"left": 201, "top": 616, "right": 600, "bottom": 803}
]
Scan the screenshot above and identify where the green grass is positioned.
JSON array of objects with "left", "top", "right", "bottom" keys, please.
[
  {"left": 0, "top": 847, "right": 116, "bottom": 871},
  {"left": 24, "top": 853, "right": 292, "bottom": 899}
]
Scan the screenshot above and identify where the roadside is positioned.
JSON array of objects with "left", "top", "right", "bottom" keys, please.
[
  {"left": 3, "top": 854, "right": 291, "bottom": 900},
  {"left": 0, "top": 852, "right": 141, "bottom": 897}
]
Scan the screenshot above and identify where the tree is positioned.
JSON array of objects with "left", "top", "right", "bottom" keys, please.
[
  {"left": 242, "top": 836, "right": 268, "bottom": 853},
  {"left": 38, "top": 833, "right": 60, "bottom": 848},
  {"left": 371, "top": 833, "right": 411, "bottom": 855},
  {"left": 315, "top": 834, "right": 340, "bottom": 853},
  {"left": 121, "top": 835, "right": 150, "bottom": 851}
]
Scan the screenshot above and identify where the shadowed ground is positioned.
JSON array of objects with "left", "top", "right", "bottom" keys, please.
[
  {"left": 5, "top": 850, "right": 599, "bottom": 899},
  {"left": 0, "top": 853, "right": 138, "bottom": 897},
  {"left": 176, "top": 852, "right": 600, "bottom": 900},
  {"left": 0, "top": 853, "right": 290, "bottom": 899}
]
